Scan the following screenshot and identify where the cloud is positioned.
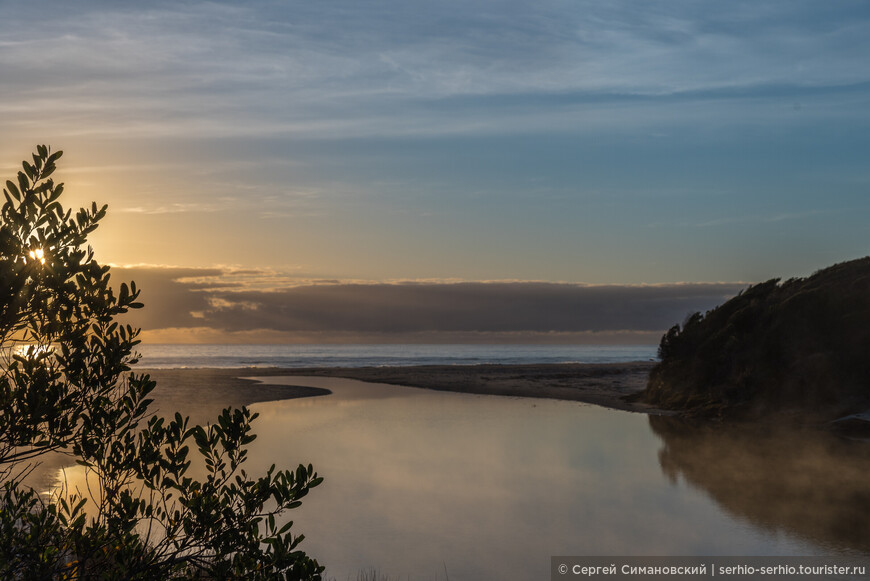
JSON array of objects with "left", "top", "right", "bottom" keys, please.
[
  {"left": 112, "top": 266, "right": 222, "bottom": 330},
  {"left": 114, "top": 266, "right": 745, "bottom": 342},
  {"left": 2, "top": 0, "right": 869, "bottom": 140},
  {"left": 116, "top": 202, "right": 224, "bottom": 215},
  {"left": 690, "top": 208, "right": 839, "bottom": 228},
  {"left": 5, "top": 1, "right": 868, "bottom": 288}
]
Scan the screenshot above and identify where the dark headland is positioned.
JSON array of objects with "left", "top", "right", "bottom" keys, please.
[{"left": 638, "top": 256, "right": 870, "bottom": 427}]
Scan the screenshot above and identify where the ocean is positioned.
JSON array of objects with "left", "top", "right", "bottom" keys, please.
[{"left": 135, "top": 343, "right": 658, "bottom": 369}]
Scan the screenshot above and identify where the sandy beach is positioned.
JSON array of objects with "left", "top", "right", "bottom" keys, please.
[{"left": 143, "top": 361, "right": 662, "bottom": 421}]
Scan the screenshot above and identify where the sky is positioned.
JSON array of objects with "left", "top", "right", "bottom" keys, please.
[{"left": 2, "top": 0, "right": 869, "bottom": 343}]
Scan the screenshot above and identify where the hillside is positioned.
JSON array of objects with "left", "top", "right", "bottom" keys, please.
[{"left": 641, "top": 257, "right": 870, "bottom": 421}]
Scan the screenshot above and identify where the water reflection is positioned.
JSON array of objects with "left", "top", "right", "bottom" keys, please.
[
  {"left": 245, "top": 377, "right": 834, "bottom": 580},
  {"left": 650, "top": 415, "right": 870, "bottom": 554},
  {"left": 34, "top": 376, "right": 870, "bottom": 579}
]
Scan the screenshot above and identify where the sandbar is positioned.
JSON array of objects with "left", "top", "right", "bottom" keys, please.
[
  {"left": 142, "top": 361, "right": 663, "bottom": 420},
  {"left": 141, "top": 368, "right": 331, "bottom": 423}
]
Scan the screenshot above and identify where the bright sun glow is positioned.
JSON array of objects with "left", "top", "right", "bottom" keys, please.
[
  {"left": 27, "top": 248, "right": 45, "bottom": 265},
  {"left": 12, "top": 344, "right": 54, "bottom": 359}
]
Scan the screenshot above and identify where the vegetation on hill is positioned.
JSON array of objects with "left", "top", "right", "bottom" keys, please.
[{"left": 642, "top": 257, "right": 870, "bottom": 420}]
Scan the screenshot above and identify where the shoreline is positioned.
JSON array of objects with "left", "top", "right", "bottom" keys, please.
[
  {"left": 142, "top": 361, "right": 665, "bottom": 419},
  {"left": 143, "top": 368, "right": 332, "bottom": 423}
]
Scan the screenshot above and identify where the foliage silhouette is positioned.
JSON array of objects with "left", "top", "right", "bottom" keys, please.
[{"left": 0, "top": 146, "right": 323, "bottom": 580}]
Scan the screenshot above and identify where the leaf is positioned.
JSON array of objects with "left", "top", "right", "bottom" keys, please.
[
  {"left": 5, "top": 180, "right": 20, "bottom": 201},
  {"left": 192, "top": 426, "right": 208, "bottom": 450}
]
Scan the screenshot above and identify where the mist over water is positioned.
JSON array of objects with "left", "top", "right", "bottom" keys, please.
[{"left": 651, "top": 416, "right": 870, "bottom": 555}]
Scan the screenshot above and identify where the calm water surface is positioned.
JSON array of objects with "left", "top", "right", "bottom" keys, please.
[{"left": 245, "top": 377, "right": 870, "bottom": 580}]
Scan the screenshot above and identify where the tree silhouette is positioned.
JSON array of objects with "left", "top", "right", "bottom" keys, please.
[{"left": 0, "top": 146, "right": 323, "bottom": 580}]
